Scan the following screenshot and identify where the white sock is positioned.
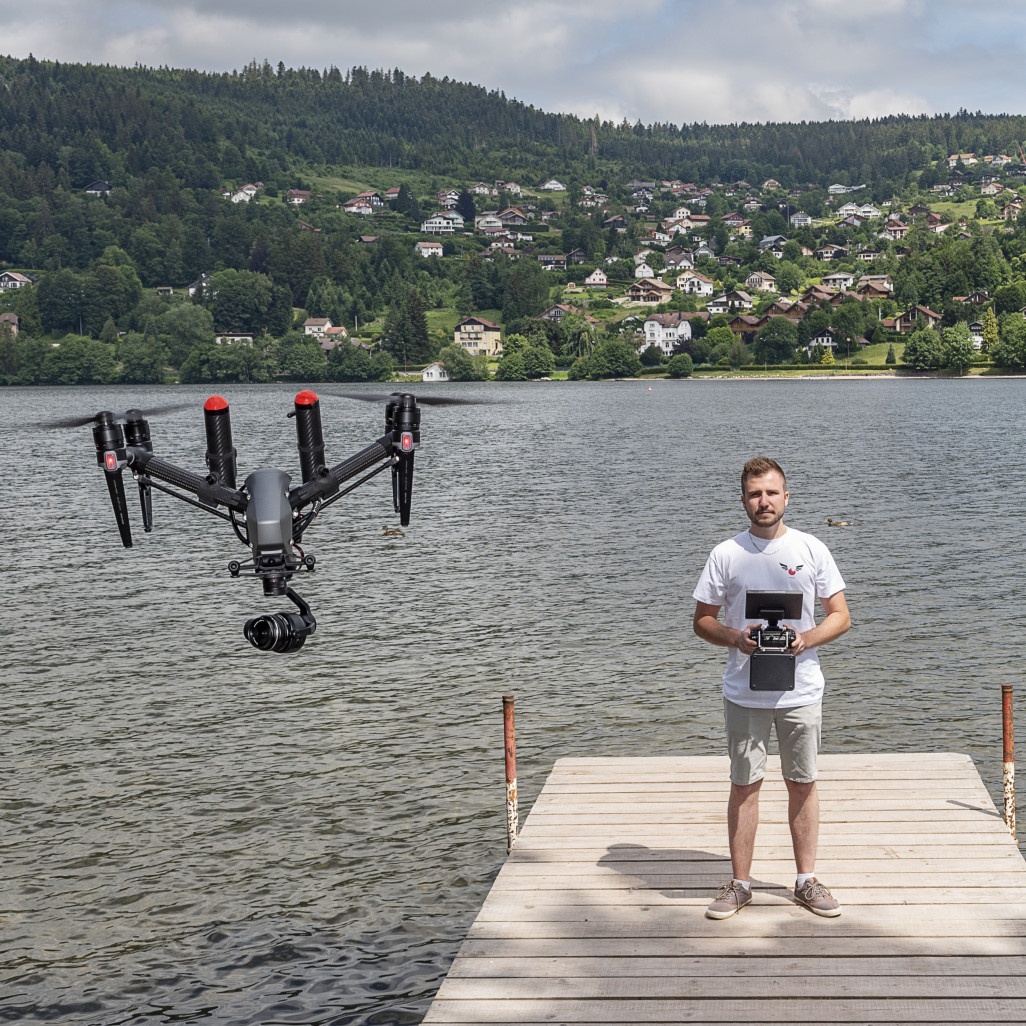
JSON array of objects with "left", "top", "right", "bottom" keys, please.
[
  {"left": 796, "top": 872, "right": 815, "bottom": 887},
  {"left": 732, "top": 878, "right": 750, "bottom": 890}
]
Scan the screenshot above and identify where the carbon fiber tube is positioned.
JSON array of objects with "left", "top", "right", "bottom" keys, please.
[
  {"left": 131, "top": 450, "right": 247, "bottom": 511},
  {"left": 289, "top": 435, "right": 392, "bottom": 510}
]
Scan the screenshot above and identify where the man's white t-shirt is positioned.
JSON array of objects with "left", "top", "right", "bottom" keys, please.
[{"left": 693, "top": 527, "right": 845, "bottom": 708}]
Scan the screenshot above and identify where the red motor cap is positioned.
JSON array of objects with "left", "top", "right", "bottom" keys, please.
[
  {"left": 204, "top": 395, "right": 229, "bottom": 411},
  {"left": 295, "top": 389, "right": 319, "bottom": 406}
]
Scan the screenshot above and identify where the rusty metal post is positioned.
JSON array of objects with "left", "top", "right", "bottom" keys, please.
[
  {"left": 503, "top": 694, "right": 518, "bottom": 853},
  {"left": 1003, "top": 684, "right": 1015, "bottom": 839}
]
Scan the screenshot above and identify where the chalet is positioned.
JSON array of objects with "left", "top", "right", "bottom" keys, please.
[
  {"left": 84, "top": 181, "right": 111, "bottom": 196},
  {"left": 286, "top": 189, "right": 312, "bottom": 204},
  {"left": 422, "top": 362, "right": 453, "bottom": 382},
  {"left": 471, "top": 182, "right": 496, "bottom": 196},
  {"left": 483, "top": 245, "right": 518, "bottom": 261},
  {"left": 764, "top": 300, "right": 807, "bottom": 321},
  {"left": 318, "top": 327, "right": 352, "bottom": 354},
  {"left": 498, "top": 207, "right": 528, "bottom": 225},
  {"left": 187, "top": 274, "right": 210, "bottom": 297},
  {"left": 952, "top": 291, "right": 989, "bottom": 306},
  {"left": 539, "top": 304, "right": 598, "bottom": 324},
  {"left": 384, "top": 187, "right": 402, "bottom": 203},
  {"left": 415, "top": 241, "right": 444, "bottom": 257},
  {"left": 728, "top": 315, "right": 763, "bottom": 338},
  {"left": 880, "top": 219, "right": 909, "bottom": 240},
  {"left": 948, "top": 153, "right": 978, "bottom": 167},
  {"left": 584, "top": 269, "right": 608, "bottom": 289},
  {"left": 761, "top": 179, "right": 781, "bottom": 191},
  {"left": 856, "top": 274, "right": 893, "bottom": 291},
  {"left": 676, "top": 270, "right": 715, "bottom": 296},
  {"left": 981, "top": 181, "right": 1006, "bottom": 196},
  {"left": 0, "top": 312, "right": 19, "bottom": 336},
  {"left": 358, "top": 235, "right": 381, "bottom": 244},
  {"left": 641, "top": 312, "right": 692, "bottom": 356},
  {"left": 718, "top": 255, "right": 742, "bottom": 268},
  {"left": 497, "top": 181, "right": 523, "bottom": 196},
  {"left": 0, "top": 271, "right": 32, "bottom": 290},
  {"left": 540, "top": 178, "right": 566, "bottom": 191},
  {"left": 816, "top": 244, "right": 848, "bottom": 261},
  {"left": 567, "top": 248, "right": 588, "bottom": 265},
  {"left": 303, "top": 318, "right": 332, "bottom": 337},
  {"left": 1004, "top": 200, "right": 1024, "bottom": 221},
  {"left": 155, "top": 286, "right": 174, "bottom": 296},
  {"left": 744, "top": 271, "right": 777, "bottom": 292},
  {"left": 454, "top": 316, "right": 503, "bottom": 357},
  {"left": 343, "top": 198, "right": 374, "bottom": 215},
  {"left": 968, "top": 321, "right": 985, "bottom": 349},
  {"left": 821, "top": 271, "right": 856, "bottom": 290},
  {"left": 856, "top": 248, "right": 882, "bottom": 262},
  {"left": 633, "top": 261, "right": 655, "bottom": 279},
  {"left": 789, "top": 211, "right": 813, "bottom": 227},
  {"left": 214, "top": 332, "right": 255, "bottom": 345},
  {"left": 436, "top": 189, "right": 460, "bottom": 208},
  {"left": 759, "top": 234, "right": 788, "bottom": 253},
  {"left": 895, "top": 306, "right": 942, "bottom": 333},
  {"left": 298, "top": 221, "right": 322, "bottom": 233},
  {"left": 603, "top": 215, "right": 629, "bottom": 232},
  {"left": 626, "top": 278, "right": 673, "bottom": 304},
  {"left": 475, "top": 213, "right": 504, "bottom": 232},
  {"left": 421, "top": 211, "right": 464, "bottom": 234},
  {"left": 664, "top": 247, "right": 694, "bottom": 270},
  {"left": 537, "top": 254, "right": 568, "bottom": 271},
  {"left": 722, "top": 212, "right": 746, "bottom": 228}
]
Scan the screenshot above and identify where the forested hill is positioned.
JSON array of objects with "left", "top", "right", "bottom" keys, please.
[{"left": 3, "top": 53, "right": 1026, "bottom": 191}]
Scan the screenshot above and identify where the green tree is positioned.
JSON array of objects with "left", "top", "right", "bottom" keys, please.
[
  {"left": 885, "top": 343, "right": 896, "bottom": 365},
  {"left": 640, "top": 344, "right": 663, "bottom": 366},
  {"left": 901, "top": 327, "right": 943, "bottom": 370},
  {"left": 155, "top": 302, "right": 215, "bottom": 366},
  {"left": 754, "top": 317, "right": 798, "bottom": 364},
  {"left": 941, "top": 323, "right": 975, "bottom": 375},
  {"left": 981, "top": 306, "right": 1000, "bottom": 354},
  {"left": 521, "top": 342, "right": 555, "bottom": 379},
  {"left": 728, "top": 337, "right": 752, "bottom": 369},
  {"left": 118, "top": 332, "right": 168, "bottom": 384},
  {"left": 667, "top": 353, "right": 693, "bottom": 378},
  {"left": 991, "top": 315, "right": 1026, "bottom": 369}
]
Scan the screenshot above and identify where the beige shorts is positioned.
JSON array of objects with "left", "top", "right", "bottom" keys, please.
[{"left": 723, "top": 698, "right": 822, "bottom": 785}]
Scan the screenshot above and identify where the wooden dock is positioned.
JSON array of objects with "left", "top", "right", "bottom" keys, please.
[{"left": 423, "top": 753, "right": 1026, "bottom": 1025}]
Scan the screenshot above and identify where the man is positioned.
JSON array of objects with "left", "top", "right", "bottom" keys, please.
[{"left": 693, "top": 457, "right": 850, "bottom": 919}]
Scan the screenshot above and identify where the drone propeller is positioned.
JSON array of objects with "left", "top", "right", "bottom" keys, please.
[
  {"left": 319, "top": 390, "right": 494, "bottom": 407},
  {"left": 43, "top": 402, "right": 194, "bottom": 430}
]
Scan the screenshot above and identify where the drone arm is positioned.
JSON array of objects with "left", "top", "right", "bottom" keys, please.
[
  {"left": 129, "top": 449, "right": 248, "bottom": 513},
  {"left": 288, "top": 433, "right": 394, "bottom": 510}
]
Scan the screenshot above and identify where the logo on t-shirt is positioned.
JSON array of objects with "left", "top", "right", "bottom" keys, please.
[{"left": 779, "top": 562, "right": 804, "bottom": 577}]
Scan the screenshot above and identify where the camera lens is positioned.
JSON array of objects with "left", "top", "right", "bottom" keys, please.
[{"left": 243, "top": 611, "right": 313, "bottom": 653}]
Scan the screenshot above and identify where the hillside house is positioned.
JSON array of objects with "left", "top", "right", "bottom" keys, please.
[
  {"left": 745, "top": 271, "right": 777, "bottom": 291},
  {"left": 286, "top": 189, "right": 312, "bottom": 204},
  {"left": 421, "top": 211, "right": 464, "bottom": 234},
  {"left": 626, "top": 278, "right": 673, "bottom": 304},
  {"left": 454, "top": 316, "right": 503, "bottom": 357},
  {"left": 641, "top": 312, "right": 692, "bottom": 356},
  {"left": 540, "top": 179, "right": 566, "bottom": 191},
  {"left": 0, "top": 271, "right": 32, "bottom": 290},
  {"left": 422, "top": 362, "right": 453, "bottom": 382},
  {"left": 84, "top": 181, "right": 111, "bottom": 196},
  {"left": 415, "top": 241, "right": 444, "bottom": 257},
  {"left": 584, "top": 269, "right": 608, "bottom": 289},
  {"left": 537, "top": 254, "right": 568, "bottom": 271},
  {"left": 676, "top": 271, "right": 714, "bottom": 296},
  {"left": 303, "top": 318, "right": 333, "bottom": 337},
  {"left": 0, "top": 312, "right": 19, "bottom": 336},
  {"left": 895, "top": 306, "right": 941, "bottom": 333}
]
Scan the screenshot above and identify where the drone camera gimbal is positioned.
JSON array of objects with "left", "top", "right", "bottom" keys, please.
[{"left": 90, "top": 390, "right": 421, "bottom": 652}]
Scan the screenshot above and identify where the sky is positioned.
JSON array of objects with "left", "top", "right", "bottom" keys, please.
[{"left": 6, "top": 0, "right": 1026, "bottom": 126}]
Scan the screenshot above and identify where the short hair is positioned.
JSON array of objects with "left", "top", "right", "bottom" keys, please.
[{"left": 741, "top": 457, "right": 786, "bottom": 493}]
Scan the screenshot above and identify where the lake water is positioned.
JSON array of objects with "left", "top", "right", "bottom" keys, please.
[{"left": 3, "top": 377, "right": 1023, "bottom": 1023}]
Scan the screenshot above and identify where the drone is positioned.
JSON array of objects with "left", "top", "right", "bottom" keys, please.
[{"left": 80, "top": 390, "right": 433, "bottom": 653}]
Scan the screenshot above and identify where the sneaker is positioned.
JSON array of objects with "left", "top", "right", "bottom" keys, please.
[
  {"left": 705, "top": 880, "right": 752, "bottom": 919},
  {"left": 793, "top": 877, "right": 841, "bottom": 917}
]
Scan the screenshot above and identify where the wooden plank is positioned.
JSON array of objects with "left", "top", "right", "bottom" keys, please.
[
  {"left": 434, "top": 975, "right": 1026, "bottom": 999},
  {"left": 444, "top": 954, "right": 1026, "bottom": 977},
  {"left": 423, "top": 753, "right": 1026, "bottom": 1026},
  {"left": 423, "top": 997, "right": 1026, "bottom": 1023}
]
